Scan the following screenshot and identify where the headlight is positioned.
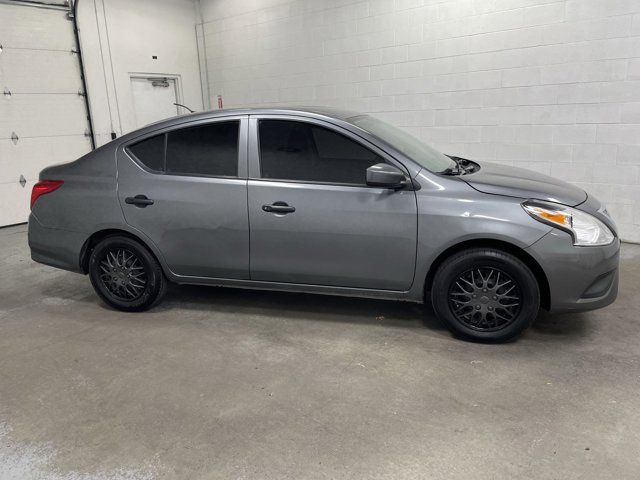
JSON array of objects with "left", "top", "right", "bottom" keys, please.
[{"left": 522, "top": 200, "right": 615, "bottom": 246}]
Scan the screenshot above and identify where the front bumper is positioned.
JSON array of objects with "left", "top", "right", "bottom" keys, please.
[{"left": 525, "top": 230, "right": 620, "bottom": 313}]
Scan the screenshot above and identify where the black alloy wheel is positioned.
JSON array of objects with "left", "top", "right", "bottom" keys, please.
[
  {"left": 98, "top": 248, "right": 147, "bottom": 301},
  {"left": 431, "top": 248, "right": 540, "bottom": 342},
  {"left": 448, "top": 267, "right": 521, "bottom": 332},
  {"left": 88, "top": 235, "right": 167, "bottom": 311}
]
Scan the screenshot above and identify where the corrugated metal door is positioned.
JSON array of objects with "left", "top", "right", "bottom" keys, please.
[{"left": 0, "top": 1, "right": 92, "bottom": 226}]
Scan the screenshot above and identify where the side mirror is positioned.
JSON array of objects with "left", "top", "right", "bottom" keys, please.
[{"left": 366, "top": 163, "right": 408, "bottom": 189}]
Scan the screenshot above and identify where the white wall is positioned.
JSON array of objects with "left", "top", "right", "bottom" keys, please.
[
  {"left": 78, "top": 0, "right": 203, "bottom": 146},
  {"left": 199, "top": 0, "right": 640, "bottom": 243}
]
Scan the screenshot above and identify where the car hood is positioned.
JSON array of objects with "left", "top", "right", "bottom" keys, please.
[{"left": 462, "top": 161, "right": 587, "bottom": 206}]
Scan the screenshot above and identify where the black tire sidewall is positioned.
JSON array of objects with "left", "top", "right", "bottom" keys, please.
[
  {"left": 431, "top": 249, "right": 540, "bottom": 342},
  {"left": 88, "top": 236, "right": 165, "bottom": 312}
]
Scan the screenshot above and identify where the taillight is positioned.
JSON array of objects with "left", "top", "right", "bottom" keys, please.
[{"left": 31, "top": 180, "right": 64, "bottom": 209}]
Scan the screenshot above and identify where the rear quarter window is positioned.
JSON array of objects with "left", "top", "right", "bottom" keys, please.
[{"left": 126, "top": 134, "right": 165, "bottom": 172}]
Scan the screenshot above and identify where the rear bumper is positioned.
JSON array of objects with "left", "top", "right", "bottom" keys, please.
[
  {"left": 525, "top": 230, "right": 620, "bottom": 313},
  {"left": 28, "top": 213, "right": 86, "bottom": 274}
]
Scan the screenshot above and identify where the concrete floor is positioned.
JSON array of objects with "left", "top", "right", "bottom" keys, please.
[{"left": 0, "top": 224, "right": 639, "bottom": 479}]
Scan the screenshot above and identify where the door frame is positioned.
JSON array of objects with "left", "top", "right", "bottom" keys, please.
[
  {"left": 246, "top": 114, "right": 412, "bottom": 181},
  {"left": 116, "top": 115, "right": 251, "bottom": 279},
  {"left": 129, "top": 72, "right": 185, "bottom": 120},
  {"left": 118, "top": 114, "right": 250, "bottom": 184},
  {"left": 245, "top": 113, "right": 418, "bottom": 291}
]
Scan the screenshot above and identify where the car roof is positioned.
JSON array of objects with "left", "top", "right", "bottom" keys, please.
[
  {"left": 114, "top": 106, "right": 367, "bottom": 145},
  {"left": 105, "top": 106, "right": 424, "bottom": 178},
  {"left": 146, "top": 106, "right": 359, "bottom": 129}
]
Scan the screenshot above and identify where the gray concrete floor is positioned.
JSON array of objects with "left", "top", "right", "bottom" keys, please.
[{"left": 0, "top": 224, "right": 639, "bottom": 479}]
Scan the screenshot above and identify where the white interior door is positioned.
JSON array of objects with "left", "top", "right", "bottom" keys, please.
[
  {"left": 0, "top": 2, "right": 92, "bottom": 226},
  {"left": 131, "top": 77, "right": 179, "bottom": 129}
]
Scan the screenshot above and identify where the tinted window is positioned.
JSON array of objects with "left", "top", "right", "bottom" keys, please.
[
  {"left": 259, "top": 120, "right": 384, "bottom": 185},
  {"left": 127, "top": 134, "right": 164, "bottom": 171},
  {"left": 348, "top": 114, "right": 456, "bottom": 173},
  {"left": 165, "top": 121, "right": 239, "bottom": 177}
]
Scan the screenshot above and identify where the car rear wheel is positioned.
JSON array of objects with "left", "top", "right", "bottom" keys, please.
[
  {"left": 431, "top": 248, "right": 540, "bottom": 342},
  {"left": 88, "top": 235, "right": 166, "bottom": 311}
]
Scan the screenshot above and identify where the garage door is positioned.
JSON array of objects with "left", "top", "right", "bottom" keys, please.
[{"left": 0, "top": 1, "right": 92, "bottom": 227}]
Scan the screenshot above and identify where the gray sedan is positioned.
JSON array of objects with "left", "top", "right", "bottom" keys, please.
[{"left": 28, "top": 107, "right": 619, "bottom": 342}]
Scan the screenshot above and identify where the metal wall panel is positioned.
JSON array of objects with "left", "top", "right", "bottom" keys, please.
[
  {"left": 0, "top": 3, "right": 75, "bottom": 50},
  {"left": 0, "top": 2, "right": 92, "bottom": 226},
  {"left": 1, "top": 48, "right": 83, "bottom": 93}
]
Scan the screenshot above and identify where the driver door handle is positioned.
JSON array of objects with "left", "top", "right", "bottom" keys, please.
[
  {"left": 262, "top": 202, "right": 295, "bottom": 214},
  {"left": 125, "top": 195, "right": 154, "bottom": 207}
]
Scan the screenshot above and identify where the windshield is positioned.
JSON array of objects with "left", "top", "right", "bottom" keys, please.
[{"left": 347, "top": 115, "right": 456, "bottom": 173}]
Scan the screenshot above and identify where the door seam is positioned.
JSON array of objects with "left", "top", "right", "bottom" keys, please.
[{"left": 246, "top": 118, "right": 252, "bottom": 281}]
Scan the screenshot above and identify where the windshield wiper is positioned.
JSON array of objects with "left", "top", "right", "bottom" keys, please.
[
  {"left": 440, "top": 157, "right": 464, "bottom": 175},
  {"left": 440, "top": 156, "right": 479, "bottom": 176}
]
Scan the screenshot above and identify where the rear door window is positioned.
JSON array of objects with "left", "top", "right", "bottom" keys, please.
[
  {"left": 126, "top": 120, "right": 240, "bottom": 177},
  {"left": 166, "top": 121, "right": 239, "bottom": 177}
]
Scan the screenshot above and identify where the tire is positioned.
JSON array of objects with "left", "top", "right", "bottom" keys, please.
[
  {"left": 431, "top": 248, "right": 540, "bottom": 342},
  {"left": 88, "top": 235, "right": 167, "bottom": 312}
]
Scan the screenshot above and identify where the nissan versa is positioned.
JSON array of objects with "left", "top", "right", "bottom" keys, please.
[{"left": 28, "top": 108, "right": 619, "bottom": 341}]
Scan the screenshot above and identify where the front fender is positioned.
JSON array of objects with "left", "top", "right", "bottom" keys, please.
[{"left": 407, "top": 171, "right": 551, "bottom": 300}]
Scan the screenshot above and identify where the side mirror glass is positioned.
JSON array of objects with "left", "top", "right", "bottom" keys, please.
[{"left": 366, "top": 163, "right": 408, "bottom": 189}]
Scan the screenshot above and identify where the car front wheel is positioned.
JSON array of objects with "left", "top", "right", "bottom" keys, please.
[
  {"left": 431, "top": 248, "right": 540, "bottom": 342},
  {"left": 88, "top": 235, "right": 167, "bottom": 312}
]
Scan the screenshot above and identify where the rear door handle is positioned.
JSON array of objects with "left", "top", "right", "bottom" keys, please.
[
  {"left": 125, "top": 195, "right": 154, "bottom": 207},
  {"left": 262, "top": 201, "right": 295, "bottom": 214}
]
